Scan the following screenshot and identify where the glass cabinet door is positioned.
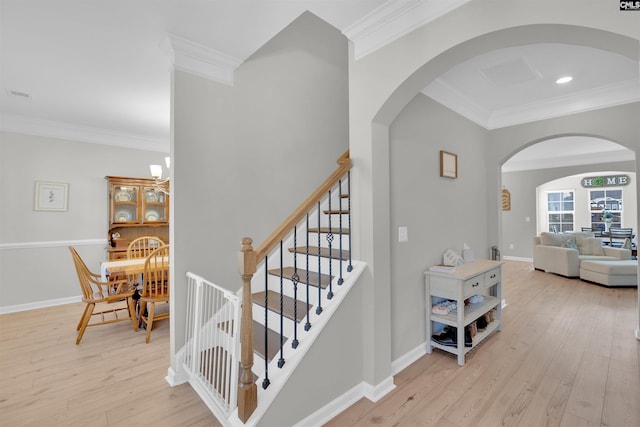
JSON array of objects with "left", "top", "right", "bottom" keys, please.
[
  {"left": 113, "top": 185, "right": 138, "bottom": 223},
  {"left": 143, "top": 186, "right": 167, "bottom": 222}
]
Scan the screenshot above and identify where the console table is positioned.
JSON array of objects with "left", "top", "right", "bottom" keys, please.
[{"left": 425, "top": 259, "right": 503, "bottom": 366}]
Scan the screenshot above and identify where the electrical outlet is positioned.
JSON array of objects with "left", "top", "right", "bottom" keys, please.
[{"left": 509, "top": 243, "right": 514, "bottom": 249}]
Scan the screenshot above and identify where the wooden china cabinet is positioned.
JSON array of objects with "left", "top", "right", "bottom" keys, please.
[{"left": 106, "top": 176, "right": 169, "bottom": 259}]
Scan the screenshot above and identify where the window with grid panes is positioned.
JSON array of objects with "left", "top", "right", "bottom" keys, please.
[
  {"left": 589, "top": 188, "right": 622, "bottom": 231},
  {"left": 547, "top": 191, "right": 574, "bottom": 232}
]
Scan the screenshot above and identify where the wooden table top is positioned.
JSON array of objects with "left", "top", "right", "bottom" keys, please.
[{"left": 100, "top": 257, "right": 169, "bottom": 281}]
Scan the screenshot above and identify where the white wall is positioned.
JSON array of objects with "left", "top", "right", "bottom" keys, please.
[{"left": 0, "top": 132, "right": 168, "bottom": 311}]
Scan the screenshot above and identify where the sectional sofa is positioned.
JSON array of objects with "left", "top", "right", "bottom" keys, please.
[{"left": 533, "top": 231, "right": 631, "bottom": 278}]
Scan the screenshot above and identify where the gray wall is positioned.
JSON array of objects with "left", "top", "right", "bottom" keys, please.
[
  {"left": 502, "top": 161, "right": 636, "bottom": 259},
  {"left": 172, "top": 12, "right": 353, "bottom": 424},
  {"left": 389, "top": 94, "right": 489, "bottom": 359},
  {"left": 346, "top": 1, "right": 640, "bottom": 390},
  {"left": 0, "top": 132, "right": 168, "bottom": 310}
]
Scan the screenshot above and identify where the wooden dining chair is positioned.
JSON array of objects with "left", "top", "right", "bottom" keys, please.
[
  {"left": 138, "top": 244, "right": 170, "bottom": 343},
  {"left": 126, "top": 236, "right": 166, "bottom": 259},
  {"left": 68, "top": 247, "right": 138, "bottom": 344}
]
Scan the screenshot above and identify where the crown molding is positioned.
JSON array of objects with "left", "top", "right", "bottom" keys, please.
[
  {"left": 165, "top": 33, "right": 242, "bottom": 85},
  {"left": 424, "top": 78, "right": 640, "bottom": 130},
  {"left": 502, "top": 149, "right": 634, "bottom": 173},
  {"left": 0, "top": 113, "right": 169, "bottom": 152},
  {"left": 343, "top": 0, "right": 471, "bottom": 60},
  {"left": 488, "top": 79, "right": 640, "bottom": 129},
  {"left": 421, "top": 78, "right": 491, "bottom": 128}
]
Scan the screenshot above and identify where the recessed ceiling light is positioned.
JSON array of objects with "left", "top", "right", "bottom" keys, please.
[{"left": 555, "top": 76, "right": 573, "bottom": 84}]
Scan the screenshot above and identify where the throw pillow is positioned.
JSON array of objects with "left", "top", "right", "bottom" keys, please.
[
  {"left": 575, "top": 235, "right": 589, "bottom": 254},
  {"left": 581, "top": 237, "right": 605, "bottom": 256},
  {"left": 561, "top": 237, "right": 578, "bottom": 250}
]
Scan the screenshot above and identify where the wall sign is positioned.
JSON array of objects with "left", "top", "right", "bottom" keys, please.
[
  {"left": 501, "top": 188, "right": 511, "bottom": 211},
  {"left": 581, "top": 174, "right": 630, "bottom": 188}
]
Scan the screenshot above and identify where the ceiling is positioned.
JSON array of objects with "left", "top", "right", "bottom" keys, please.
[{"left": 1, "top": 0, "right": 638, "bottom": 169}]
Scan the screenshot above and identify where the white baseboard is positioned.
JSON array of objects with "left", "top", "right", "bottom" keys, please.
[
  {"left": 294, "top": 376, "right": 395, "bottom": 427},
  {"left": 503, "top": 256, "right": 533, "bottom": 262},
  {"left": 363, "top": 376, "right": 396, "bottom": 402},
  {"left": 391, "top": 342, "right": 427, "bottom": 375},
  {"left": 0, "top": 295, "right": 82, "bottom": 314},
  {"left": 165, "top": 366, "right": 189, "bottom": 387}
]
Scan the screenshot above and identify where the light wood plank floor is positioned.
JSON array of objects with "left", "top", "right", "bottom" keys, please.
[
  {"left": 0, "top": 301, "right": 221, "bottom": 426},
  {"left": 1, "top": 261, "right": 638, "bottom": 426},
  {"left": 325, "top": 260, "right": 640, "bottom": 427}
]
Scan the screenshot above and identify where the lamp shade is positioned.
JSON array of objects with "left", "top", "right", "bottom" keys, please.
[{"left": 150, "top": 164, "right": 163, "bottom": 179}]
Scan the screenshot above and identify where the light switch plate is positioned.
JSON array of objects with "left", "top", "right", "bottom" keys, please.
[{"left": 399, "top": 226, "right": 408, "bottom": 242}]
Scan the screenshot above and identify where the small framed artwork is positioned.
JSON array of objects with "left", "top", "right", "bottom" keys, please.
[
  {"left": 440, "top": 150, "right": 458, "bottom": 179},
  {"left": 34, "top": 181, "right": 69, "bottom": 211}
]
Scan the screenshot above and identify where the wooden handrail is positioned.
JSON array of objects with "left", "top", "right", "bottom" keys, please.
[
  {"left": 255, "top": 150, "right": 350, "bottom": 261},
  {"left": 236, "top": 150, "right": 350, "bottom": 423}
]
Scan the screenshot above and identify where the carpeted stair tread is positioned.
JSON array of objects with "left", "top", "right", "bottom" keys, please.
[
  {"left": 253, "top": 320, "right": 286, "bottom": 363},
  {"left": 267, "top": 266, "right": 332, "bottom": 289},
  {"left": 308, "top": 227, "right": 350, "bottom": 235},
  {"left": 252, "top": 290, "right": 312, "bottom": 322},
  {"left": 288, "top": 246, "right": 350, "bottom": 261}
]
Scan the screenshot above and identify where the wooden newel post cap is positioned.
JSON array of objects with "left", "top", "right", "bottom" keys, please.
[{"left": 238, "top": 237, "right": 257, "bottom": 275}]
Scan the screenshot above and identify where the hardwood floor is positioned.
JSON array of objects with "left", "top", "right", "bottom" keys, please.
[
  {"left": 325, "top": 260, "right": 640, "bottom": 427},
  {"left": 0, "top": 302, "right": 221, "bottom": 426},
  {"left": 1, "top": 261, "right": 638, "bottom": 426}
]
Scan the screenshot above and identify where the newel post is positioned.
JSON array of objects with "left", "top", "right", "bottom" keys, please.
[{"left": 237, "top": 237, "right": 257, "bottom": 422}]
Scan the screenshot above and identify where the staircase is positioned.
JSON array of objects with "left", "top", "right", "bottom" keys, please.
[
  {"left": 250, "top": 218, "right": 351, "bottom": 379},
  {"left": 234, "top": 150, "right": 362, "bottom": 424},
  {"left": 183, "top": 151, "right": 362, "bottom": 426}
]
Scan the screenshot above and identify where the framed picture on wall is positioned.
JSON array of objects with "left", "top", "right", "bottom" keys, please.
[
  {"left": 34, "top": 181, "right": 69, "bottom": 211},
  {"left": 440, "top": 150, "right": 458, "bottom": 179}
]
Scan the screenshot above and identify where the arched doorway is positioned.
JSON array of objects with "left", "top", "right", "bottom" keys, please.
[
  {"left": 501, "top": 137, "right": 636, "bottom": 259},
  {"left": 351, "top": 19, "right": 640, "bottom": 384}
]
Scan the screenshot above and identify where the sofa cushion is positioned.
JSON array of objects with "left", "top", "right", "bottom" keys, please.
[
  {"left": 567, "top": 231, "right": 594, "bottom": 238},
  {"left": 576, "top": 236, "right": 605, "bottom": 256},
  {"left": 562, "top": 238, "right": 578, "bottom": 250},
  {"left": 580, "top": 260, "right": 638, "bottom": 276},
  {"left": 540, "top": 232, "right": 571, "bottom": 247}
]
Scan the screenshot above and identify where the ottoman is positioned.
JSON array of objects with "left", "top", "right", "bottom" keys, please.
[{"left": 579, "top": 260, "right": 638, "bottom": 287}]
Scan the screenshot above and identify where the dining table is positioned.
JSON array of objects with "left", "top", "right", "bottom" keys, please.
[
  {"left": 101, "top": 257, "right": 149, "bottom": 282},
  {"left": 101, "top": 256, "right": 170, "bottom": 280}
]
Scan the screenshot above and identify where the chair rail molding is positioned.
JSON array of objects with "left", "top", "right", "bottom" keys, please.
[{"left": 0, "top": 238, "right": 107, "bottom": 250}]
